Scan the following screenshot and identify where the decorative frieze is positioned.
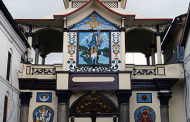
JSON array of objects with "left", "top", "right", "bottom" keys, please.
[
  {"left": 32, "top": 68, "right": 55, "bottom": 75},
  {"left": 132, "top": 68, "right": 156, "bottom": 75}
]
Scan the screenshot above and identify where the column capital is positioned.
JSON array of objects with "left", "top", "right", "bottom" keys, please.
[
  {"left": 26, "top": 32, "right": 33, "bottom": 37},
  {"left": 19, "top": 92, "right": 32, "bottom": 106},
  {"left": 56, "top": 90, "right": 72, "bottom": 103},
  {"left": 120, "top": 27, "right": 126, "bottom": 32},
  {"left": 62, "top": 28, "right": 69, "bottom": 32},
  {"left": 157, "top": 92, "right": 172, "bottom": 106},
  {"left": 155, "top": 31, "right": 162, "bottom": 37},
  {"left": 33, "top": 44, "right": 40, "bottom": 49},
  {"left": 145, "top": 54, "right": 151, "bottom": 58},
  {"left": 116, "top": 90, "right": 132, "bottom": 104},
  {"left": 40, "top": 54, "right": 47, "bottom": 58},
  {"left": 26, "top": 25, "right": 33, "bottom": 37}
]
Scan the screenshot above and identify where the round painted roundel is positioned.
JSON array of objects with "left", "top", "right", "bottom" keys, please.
[
  {"left": 33, "top": 105, "right": 54, "bottom": 122},
  {"left": 134, "top": 106, "right": 156, "bottom": 122}
]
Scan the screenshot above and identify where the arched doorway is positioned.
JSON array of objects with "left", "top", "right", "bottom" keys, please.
[{"left": 70, "top": 93, "right": 118, "bottom": 122}]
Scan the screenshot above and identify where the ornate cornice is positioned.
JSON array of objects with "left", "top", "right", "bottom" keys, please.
[
  {"left": 116, "top": 90, "right": 132, "bottom": 104},
  {"left": 157, "top": 92, "right": 172, "bottom": 106},
  {"left": 56, "top": 90, "right": 72, "bottom": 103},
  {"left": 19, "top": 92, "right": 32, "bottom": 106}
]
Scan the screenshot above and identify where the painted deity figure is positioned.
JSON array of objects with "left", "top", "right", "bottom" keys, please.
[
  {"left": 86, "top": 32, "right": 103, "bottom": 65},
  {"left": 39, "top": 94, "right": 49, "bottom": 102},
  {"left": 34, "top": 106, "right": 52, "bottom": 122},
  {"left": 138, "top": 109, "right": 153, "bottom": 122}
]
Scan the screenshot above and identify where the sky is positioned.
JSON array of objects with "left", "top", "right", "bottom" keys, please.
[
  {"left": 2, "top": 0, "right": 190, "bottom": 19},
  {"left": 2, "top": 0, "right": 190, "bottom": 64}
]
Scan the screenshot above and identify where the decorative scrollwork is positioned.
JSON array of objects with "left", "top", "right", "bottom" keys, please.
[
  {"left": 68, "top": 64, "right": 119, "bottom": 72},
  {"left": 70, "top": 93, "right": 118, "bottom": 115},
  {"left": 32, "top": 68, "right": 55, "bottom": 75},
  {"left": 132, "top": 68, "right": 156, "bottom": 75}
]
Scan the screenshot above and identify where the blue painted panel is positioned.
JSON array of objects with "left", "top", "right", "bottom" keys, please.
[
  {"left": 37, "top": 92, "right": 52, "bottom": 102},
  {"left": 33, "top": 105, "right": 54, "bottom": 122},
  {"left": 134, "top": 106, "right": 156, "bottom": 122},
  {"left": 78, "top": 32, "right": 110, "bottom": 65},
  {"left": 71, "top": 11, "right": 118, "bottom": 30},
  {"left": 137, "top": 93, "right": 152, "bottom": 103}
]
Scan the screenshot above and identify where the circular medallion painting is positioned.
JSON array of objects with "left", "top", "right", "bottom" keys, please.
[
  {"left": 134, "top": 106, "right": 156, "bottom": 122},
  {"left": 33, "top": 105, "right": 54, "bottom": 122}
]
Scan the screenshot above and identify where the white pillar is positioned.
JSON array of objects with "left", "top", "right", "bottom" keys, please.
[
  {"left": 27, "top": 36, "right": 33, "bottom": 59},
  {"left": 156, "top": 34, "right": 162, "bottom": 64},
  {"left": 69, "top": 0, "right": 72, "bottom": 8},
  {"left": 35, "top": 47, "right": 40, "bottom": 65},
  {"left": 63, "top": 32, "right": 68, "bottom": 70},
  {"left": 118, "top": 0, "right": 121, "bottom": 8},
  {"left": 41, "top": 54, "right": 46, "bottom": 65},
  {"left": 63, "top": 17, "right": 68, "bottom": 71},
  {"left": 27, "top": 26, "right": 33, "bottom": 59},
  {"left": 121, "top": 17, "right": 126, "bottom": 71},
  {"left": 151, "top": 47, "right": 155, "bottom": 65}
]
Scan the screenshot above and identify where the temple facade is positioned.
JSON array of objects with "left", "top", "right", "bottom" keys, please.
[{"left": 15, "top": 0, "right": 185, "bottom": 122}]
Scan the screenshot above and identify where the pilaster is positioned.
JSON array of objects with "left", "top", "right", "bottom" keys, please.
[
  {"left": 116, "top": 90, "right": 132, "bottom": 122},
  {"left": 19, "top": 92, "right": 32, "bottom": 122},
  {"left": 56, "top": 90, "right": 72, "bottom": 122},
  {"left": 120, "top": 17, "right": 126, "bottom": 71},
  {"left": 158, "top": 92, "right": 172, "bottom": 122},
  {"left": 63, "top": 17, "right": 68, "bottom": 71}
]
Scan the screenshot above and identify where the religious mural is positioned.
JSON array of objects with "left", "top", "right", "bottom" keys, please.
[
  {"left": 137, "top": 93, "right": 152, "bottom": 103},
  {"left": 71, "top": 11, "right": 118, "bottom": 30},
  {"left": 134, "top": 106, "right": 156, "bottom": 122},
  {"left": 67, "top": 32, "right": 121, "bottom": 72},
  {"left": 33, "top": 105, "right": 54, "bottom": 122},
  {"left": 67, "top": 11, "right": 121, "bottom": 72},
  {"left": 78, "top": 31, "right": 110, "bottom": 66},
  {"left": 37, "top": 92, "right": 52, "bottom": 102}
]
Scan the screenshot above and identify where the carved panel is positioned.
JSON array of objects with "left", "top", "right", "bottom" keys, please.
[
  {"left": 70, "top": 93, "right": 118, "bottom": 116},
  {"left": 132, "top": 68, "right": 156, "bottom": 75},
  {"left": 32, "top": 68, "right": 55, "bottom": 75}
]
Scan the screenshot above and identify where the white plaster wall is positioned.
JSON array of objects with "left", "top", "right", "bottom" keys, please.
[
  {"left": 0, "top": 10, "right": 27, "bottom": 122},
  {"left": 184, "top": 28, "right": 190, "bottom": 120},
  {"left": 130, "top": 91, "right": 161, "bottom": 122},
  {"left": 25, "top": 90, "right": 58, "bottom": 122},
  {"left": 169, "top": 80, "right": 185, "bottom": 122}
]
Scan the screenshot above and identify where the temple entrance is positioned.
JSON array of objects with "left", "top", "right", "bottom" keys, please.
[{"left": 70, "top": 92, "right": 118, "bottom": 122}]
